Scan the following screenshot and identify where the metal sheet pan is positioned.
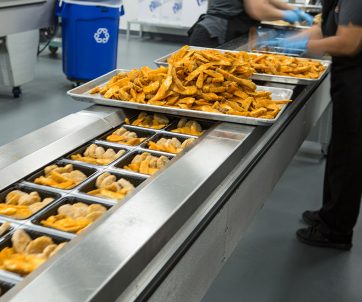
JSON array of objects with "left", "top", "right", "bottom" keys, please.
[
  {"left": 153, "top": 46, "right": 330, "bottom": 85},
  {"left": 67, "top": 69, "right": 293, "bottom": 126},
  {"left": 261, "top": 20, "right": 310, "bottom": 30}
]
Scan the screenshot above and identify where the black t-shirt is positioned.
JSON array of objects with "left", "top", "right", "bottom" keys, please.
[
  {"left": 322, "top": 0, "right": 362, "bottom": 68},
  {"left": 207, "top": 0, "right": 245, "bottom": 17}
]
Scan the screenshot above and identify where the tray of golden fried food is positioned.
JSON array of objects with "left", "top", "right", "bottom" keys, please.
[
  {"left": 29, "top": 163, "right": 95, "bottom": 190},
  {"left": 0, "top": 187, "right": 58, "bottom": 220},
  {"left": 154, "top": 45, "right": 330, "bottom": 85},
  {"left": 81, "top": 172, "right": 139, "bottom": 202},
  {"left": 36, "top": 199, "right": 108, "bottom": 234},
  {"left": 68, "top": 55, "right": 294, "bottom": 126},
  {"left": 0, "top": 229, "right": 66, "bottom": 275}
]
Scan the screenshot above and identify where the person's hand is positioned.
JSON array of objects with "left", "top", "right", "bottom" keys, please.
[
  {"left": 293, "top": 9, "right": 314, "bottom": 26},
  {"left": 262, "top": 35, "right": 310, "bottom": 54},
  {"left": 282, "top": 10, "right": 300, "bottom": 24}
]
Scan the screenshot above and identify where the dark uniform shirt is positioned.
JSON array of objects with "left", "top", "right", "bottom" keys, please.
[
  {"left": 197, "top": 0, "right": 256, "bottom": 45},
  {"left": 207, "top": 0, "right": 245, "bottom": 17},
  {"left": 322, "top": 0, "right": 362, "bottom": 68}
]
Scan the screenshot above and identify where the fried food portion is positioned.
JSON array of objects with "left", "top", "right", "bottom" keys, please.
[
  {"left": 171, "top": 118, "right": 204, "bottom": 136},
  {"left": 34, "top": 164, "right": 87, "bottom": 190},
  {"left": 123, "top": 152, "right": 170, "bottom": 175},
  {"left": 90, "top": 46, "right": 291, "bottom": 119},
  {"left": 71, "top": 144, "right": 125, "bottom": 166},
  {"left": 41, "top": 202, "right": 107, "bottom": 234},
  {"left": 0, "top": 229, "right": 66, "bottom": 275},
  {"left": 148, "top": 137, "right": 195, "bottom": 154},
  {"left": 106, "top": 127, "right": 147, "bottom": 146},
  {"left": 87, "top": 172, "right": 135, "bottom": 201},
  {"left": 0, "top": 190, "right": 54, "bottom": 219},
  {"left": 0, "top": 222, "right": 11, "bottom": 237},
  {"left": 131, "top": 112, "right": 169, "bottom": 129},
  {"left": 250, "top": 53, "right": 326, "bottom": 79}
]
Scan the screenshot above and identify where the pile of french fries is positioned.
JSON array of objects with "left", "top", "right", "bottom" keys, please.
[
  {"left": 250, "top": 53, "right": 325, "bottom": 79},
  {"left": 90, "top": 46, "right": 293, "bottom": 119}
]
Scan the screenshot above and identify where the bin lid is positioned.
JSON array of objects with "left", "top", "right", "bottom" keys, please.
[{"left": 60, "top": 0, "right": 123, "bottom": 8}]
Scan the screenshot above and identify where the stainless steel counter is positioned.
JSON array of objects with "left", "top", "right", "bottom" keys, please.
[{"left": 0, "top": 42, "right": 331, "bottom": 301}]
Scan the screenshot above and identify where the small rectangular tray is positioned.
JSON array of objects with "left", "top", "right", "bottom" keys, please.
[
  {"left": 67, "top": 69, "right": 294, "bottom": 126},
  {"left": 153, "top": 46, "right": 330, "bottom": 85}
]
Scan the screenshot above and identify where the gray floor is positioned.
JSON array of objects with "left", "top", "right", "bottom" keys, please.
[
  {"left": 203, "top": 157, "right": 362, "bottom": 302},
  {"left": 1, "top": 35, "right": 362, "bottom": 302}
]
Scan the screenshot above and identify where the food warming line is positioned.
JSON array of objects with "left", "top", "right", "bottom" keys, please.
[{"left": 0, "top": 39, "right": 330, "bottom": 301}]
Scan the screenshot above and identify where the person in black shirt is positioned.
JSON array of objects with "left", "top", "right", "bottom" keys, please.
[
  {"left": 188, "top": 0, "right": 313, "bottom": 47},
  {"left": 269, "top": 0, "right": 362, "bottom": 250}
]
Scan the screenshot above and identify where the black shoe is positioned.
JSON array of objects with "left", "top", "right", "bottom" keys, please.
[
  {"left": 302, "top": 210, "right": 321, "bottom": 226},
  {"left": 296, "top": 225, "right": 352, "bottom": 250}
]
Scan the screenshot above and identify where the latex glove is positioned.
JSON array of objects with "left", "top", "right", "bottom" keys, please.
[
  {"left": 263, "top": 35, "right": 310, "bottom": 54},
  {"left": 293, "top": 9, "right": 314, "bottom": 26},
  {"left": 282, "top": 10, "right": 300, "bottom": 24}
]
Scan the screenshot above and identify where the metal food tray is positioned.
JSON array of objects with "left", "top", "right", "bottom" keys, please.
[
  {"left": 260, "top": 21, "right": 310, "bottom": 30},
  {"left": 153, "top": 46, "right": 331, "bottom": 85},
  {"left": 67, "top": 69, "right": 293, "bottom": 126},
  {"left": 0, "top": 114, "right": 209, "bottom": 287}
]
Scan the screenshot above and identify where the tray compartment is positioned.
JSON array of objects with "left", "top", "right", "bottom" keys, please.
[
  {"left": 66, "top": 142, "right": 130, "bottom": 167},
  {"left": 26, "top": 161, "right": 98, "bottom": 191},
  {"left": 0, "top": 185, "right": 61, "bottom": 221},
  {"left": 31, "top": 197, "right": 112, "bottom": 234},
  {"left": 77, "top": 171, "right": 147, "bottom": 202},
  {"left": 113, "top": 150, "right": 175, "bottom": 176},
  {"left": 141, "top": 133, "right": 197, "bottom": 154},
  {"left": 98, "top": 125, "right": 156, "bottom": 147},
  {"left": 164, "top": 118, "right": 215, "bottom": 136},
  {"left": 125, "top": 112, "right": 175, "bottom": 130},
  {"left": 0, "top": 227, "right": 69, "bottom": 277}
]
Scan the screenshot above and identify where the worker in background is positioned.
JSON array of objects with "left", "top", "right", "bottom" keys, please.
[
  {"left": 265, "top": 0, "right": 362, "bottom": 250},
  {"left": 188, "top": 0, "right": 313, "bottom": 47}
]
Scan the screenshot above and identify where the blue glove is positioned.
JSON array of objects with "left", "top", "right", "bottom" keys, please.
[
  {"left": 262, "top": 35, "right": 310, "bottom": 54},
  {"left": 293, "top": 9, "right": 314, "bottom": 26},
  {"left": 282, "top": 10, "right": 300, "bottom": 24}
]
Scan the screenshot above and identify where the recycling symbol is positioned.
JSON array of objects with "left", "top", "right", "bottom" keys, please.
[{"left": 94, "top": 28, "right": 110, "bottom": 44}]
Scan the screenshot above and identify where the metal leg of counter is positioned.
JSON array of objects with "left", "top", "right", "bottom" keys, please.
[{"left": 145, "top": 77, "right": 331, "bottom": 302}]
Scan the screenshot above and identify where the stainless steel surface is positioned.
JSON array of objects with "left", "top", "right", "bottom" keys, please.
[
  {"left": 3, "top": 120, "right": 253, "bottom": 302},
  {"left": 131, "top": 70, "right": 332, "bottom": 302},
  {"left": 0, "top": 106, "right": 127, "bottom": 190},
  {"left": 0, "top": 0, "right": 55, "bottom": 36},
  {"left": 153, "top": 46, "right": 331, "bottom": 85},
  {"left": 67, "top": 69, "right": 294, "bottom": 126},
  {"left": 0, "top": 39, "right": 332, "bottom": 302}
]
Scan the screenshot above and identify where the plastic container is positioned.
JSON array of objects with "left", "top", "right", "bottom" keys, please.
[{"left": 56, "top": 0, "right": 124, "bottom": 81}]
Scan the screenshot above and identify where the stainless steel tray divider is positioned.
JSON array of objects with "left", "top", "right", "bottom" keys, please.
[
  {"left": 153, "top": 46, "right": 331, "bottom": 85},
  {"left": 67, "top": 70, "right": 294, "bottom": 126}
]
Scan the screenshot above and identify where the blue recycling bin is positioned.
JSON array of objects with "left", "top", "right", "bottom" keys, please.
[{"left": 56, "top": 0, "right": 124, "bottom": 81}]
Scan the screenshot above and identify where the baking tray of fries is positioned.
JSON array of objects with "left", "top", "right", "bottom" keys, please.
[
  {"left": 68, "top": 69, "right": 293, "bottom": 126},
  {"left": 153, "top": 46, "right": 330, "bottom": 85}
]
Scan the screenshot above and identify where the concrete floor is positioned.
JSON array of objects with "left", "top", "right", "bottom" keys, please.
[{"left": 0, "top": 34, "right": 361, "bottom": 302}]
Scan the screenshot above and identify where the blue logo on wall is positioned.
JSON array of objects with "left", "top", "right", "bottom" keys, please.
[
  {"left": 173, "top": 2, "right": 182, "bottom": 14},
  {"left": 196, "top": 0, "right": 207, "bottom": 6},
  {"left": 149, "top": 0, "right": 161, "bottom": 12}
]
